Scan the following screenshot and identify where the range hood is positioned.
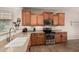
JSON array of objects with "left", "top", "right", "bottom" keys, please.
[{"left": 44, "top": 19, "right": 53, "bottom": 26}]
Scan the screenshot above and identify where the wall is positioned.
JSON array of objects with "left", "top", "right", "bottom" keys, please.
[
  {"left": 0, "top": 7, "right": 22, "bottom": 31},
  {"left": 0, "top": 7, "right": 79, "bottom": 40}
]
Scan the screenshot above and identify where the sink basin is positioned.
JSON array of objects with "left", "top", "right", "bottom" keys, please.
[{"left": 5, "top": 37, "right": 27, "bottom": 47}]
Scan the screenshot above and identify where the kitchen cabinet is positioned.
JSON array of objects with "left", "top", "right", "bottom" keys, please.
[
  {"left": 43, "top": 12, "right": 65, "bottom": 26},
  {"left": 43, "top": 12, "right": 49, "bottom": 20},
  {"left": 61, "top": 32, "right": 67, "bottom": 43},
  {"left": 49, "top": 12, "right": 54, "bottom": 20},
  {"left": 55, "top": 32, "right": 67, "bottom": 43},
  {"left": 37, "top": 14, "right": 44, "bottom": 26},
  {"left": 43, "top": 12, "right": 53, "bottom": 20},
  {"left": 22, "top": 9, "right": 65, "bottom": 26},
  {"left": 22, "top": 9, "right": 31, "bottom": 26},
  {"left": 31, "top": 14, "right": 37, "bottom": 26},
  {"left": 55, "top": 32, "right": 62, "bottom": 43},
  {"left": 53, "top": 14, "right": 59, "bottom": 26},
  {"left": 26, "top": 39, "right": 31, "bottom": 52},
  {"left": 37, "top": 33, "right": 45, "bottom": 45},
  {"left": 31, "top": 33, "right": 38, "bottom": 46},
  {"left": 57, "top": 13, "right": 65, "bottom": 26},
  {"left": 31, "top": 33, "right": 45, "bottom": 46}
]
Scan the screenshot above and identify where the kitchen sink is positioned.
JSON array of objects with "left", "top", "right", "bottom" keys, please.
[{"left": 5, "top": 37, "right": 27, "bottom": 47}]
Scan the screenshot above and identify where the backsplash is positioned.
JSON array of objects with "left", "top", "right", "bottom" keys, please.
[
  {"left": 0, "top": 20, "right": 11, "bottom": 32},
  {"left": 22, "top": 26, "right": 65, "bottom": 31}
]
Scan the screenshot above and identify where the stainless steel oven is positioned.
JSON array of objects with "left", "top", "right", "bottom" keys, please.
[{"left": 43, "top": 27, "right": 55, "bottom": 45}]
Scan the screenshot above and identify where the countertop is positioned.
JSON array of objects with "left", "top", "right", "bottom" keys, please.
[
  {"left": 0, "top": 31, "right": 44, "bottom": 52},
  {"left": 0, "top": 30, "right": 67, "bottom": 52},
  {"left": 4, "top": 32, "right": 31, "bottom": 52}
]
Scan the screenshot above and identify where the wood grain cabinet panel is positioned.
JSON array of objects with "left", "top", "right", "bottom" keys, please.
[
  {"left": 43, "top": 12, "right": 53, "bottom": 20},
  {"left": 31, "top": 33, "right": 45, "bottom": 46},
  {"left": 58, "top": 13, "right": 65, "bottom": 26},
  {"left": 43, "top": 12, "right": 49, "bottom": 20},
  {"left": 31, "top": 14, "right": 37, "bottom": 26},
  {"left": 61, "top": 32, "right": 67, "bottom": 43},
  {"left": 55, "top": 32, "right": 62, "bottom": 43},
  {"left": 22, "top": 9, "right": 31, "bottom": 26},
  {"left": 37, "top": 14, "right": 44, "bottom": 26},
  {"left": 53, "top": 14, "right": 59, "bottom": 26},
  {"left": 22, "top": 12, "right": 26, "bottom": 26},
  {"left": 37, "top": 33, "right": 45, "bottom": 45},
  {"left": 31, "top": 33, "right": 38, "bottom": 46},
  {"left": 49, "top": 12, "right": 53, "bottom": 20},
  {"left": 55, "top": 32, "right": 67, "bottom": 44}
]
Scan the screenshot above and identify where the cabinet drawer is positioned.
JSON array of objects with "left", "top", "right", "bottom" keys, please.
[
  {"left": 38, "top": 33, "right": 44, "bottom": 35},
  {"left": 31, "top": 33, "right": 37, "bottom": 36}
]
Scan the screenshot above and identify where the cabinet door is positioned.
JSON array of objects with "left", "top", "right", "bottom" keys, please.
[
  {"left": 55, "top": 32, "right": 62, "bottom": 43},
  {"left": 37, "top": 33, "right": 45, "bottom": 45},
  {"left": 53, "top": 15, "right": 59, "bottom": 26},
  {"left": 58, "top": 13, "right": 65, "bottom": 26},
  {"left": 37, "top": 14, "right": 44, "bottom": 26},
  {"left": 22, "top": 10, "right": 31, "bottom": 26},
  {"left": 31, "top": 33, "right": 38, "bottom": 46},
  {"left": 31, "top": 14, "right": 37, "bottom": 26},
  {"left": 62, "top": 32, "right": 67, "bottom": 43},
  {"left": 49, "top": 12, "right": 53, "bottom": 20},
  {"left": 22, "top": 12, "right": 26, "bottom": 26},
  {"left": 43, "top": 12, "right": 49, "bottom": 20}
]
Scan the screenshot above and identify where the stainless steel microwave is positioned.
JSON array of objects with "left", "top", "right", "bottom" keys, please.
[{"left": 44, "top": 19, "right": 53, "bottom": 26}]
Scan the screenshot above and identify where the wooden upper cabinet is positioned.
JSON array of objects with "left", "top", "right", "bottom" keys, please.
[
  {"left": 37, "top": 14, "right": 44, "bottom": 26},
  {"left": 22, "top": 9, "right": 31, "bottom": 26},
  {"left": 22, "top": 9, "right": 65, "bottom": 26},
  {"left": 53, "top": 14, "right": 59, "bottom": 26},
  {"left": 58, "top": 13, "right": 65, "bottom": 26},
  {"left": 49, "top": 12, "right": 53, "bottom": 20},
  {"left": 31, "top": 14, "right": 37, "bottom": 26},
  {"left": 43, "top": 12, "right": 53, "bottom": 20},
  {"left": 43, "top": 12, "right": 49, "bottom": 20},
  {"left": 22, "top": 12, "right": 26, "bottom": 26}
]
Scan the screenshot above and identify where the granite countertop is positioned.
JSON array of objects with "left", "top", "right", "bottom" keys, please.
[
  {"left": 1, "top": 31, "right": 45, "bottom": 52},
  {"left": 4, "top": 32, "right": 31, "bottom": 52},
  {"left": 0, "top": 30, "right": 67, "bottom": 52}
]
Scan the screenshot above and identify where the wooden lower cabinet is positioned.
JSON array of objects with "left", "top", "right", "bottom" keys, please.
[
  {"left": 31, "top": 33, "right": 38, "bottom": 46},
  {"left": 55, "top": 32, "right": 67, "bottom": 44},
  {"left": 37, "top": 33, "right": 45, "bottom": 45},
  {"left": 55, "top": 32, "right": 62, "bottom": 43},
  {"left": 61, "top": 32, "right": 67, "bottom": 43},
  {"left": 31, "top": 32, "right": 67, "bottom": 46},
  {"left": 31, "top": 33, "right": 45, "bottom": 46},
  {"left": 26, "top": 39, "right": 31, "bottom": 52}
]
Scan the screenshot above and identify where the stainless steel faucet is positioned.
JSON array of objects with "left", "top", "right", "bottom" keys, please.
[{"left": 7, "top": 27, "right": 16, "bottom": 42}]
